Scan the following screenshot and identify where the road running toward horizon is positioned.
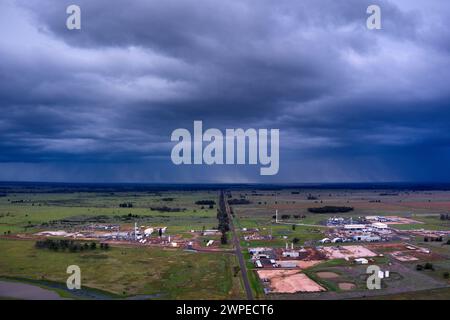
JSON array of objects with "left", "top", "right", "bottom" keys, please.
[{"left": 220, "top": 190, "right": 254, "bottom": 300}]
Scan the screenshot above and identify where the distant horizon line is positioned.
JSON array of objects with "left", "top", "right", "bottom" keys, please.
[{"left": 2, "top": 180, "right": 450, "bottom": 186}]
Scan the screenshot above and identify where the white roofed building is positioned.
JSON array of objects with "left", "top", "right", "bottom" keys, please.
[
  {"left": 371, "top": 222, "right": 388, "bottom": 229},
  {"left": 344, "top": 224, "right": 366, "bottom": 230}
]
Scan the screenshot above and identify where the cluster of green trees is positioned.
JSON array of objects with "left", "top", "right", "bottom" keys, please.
[
  {"left": 122, "top": 213, "right": 140, "bottom": 220},
  {"left": 119, "top": 202, "right": 133, "bottom": 208},
  {"left": 424, "top": 236, "right": 444, "bottom": 242},
  {"left": 416, "top": 262, "right": 434, "bottom": 271},
  {"left": 308, "top": 206, "right": 354, "bottom": 214},
  {"left": 232, "top": 266, "right": 240, "bottom": 277},
  {"left": 35, "top": 239, "right": 109, "bottom": 252},
  {"left": 195, "top": 200, "right": 216, "bottom": 206},
  {"left": 99, "top": 243, "right": 110, "bottom": 250},
  {"left": 273, "top": 214, "right": 307, "bottom": 220},
  {"left": 196, "top": 200, "right": 215, "bottom": 209}
]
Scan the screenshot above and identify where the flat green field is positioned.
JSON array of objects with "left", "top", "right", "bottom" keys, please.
[
  {"left": 0, "top": 238, "right": 244, "bottom": 299},
  {"left": 230, "top": 189, "right": 450, "bottom": 246},
  {"left": 0, "top": 189, "right": 248, "bottom": 299},
  {"left": 2, "top": 186, "right": 450, "bottom": 300},
  {"left": 231, "top": 189, "right": 450, "bottom": 216},
  {"left": 0, "top": 191, "right": 219, "bottom": 235},
  {"left": 390, "top": 215, "right": 450, "bottom": 230}
]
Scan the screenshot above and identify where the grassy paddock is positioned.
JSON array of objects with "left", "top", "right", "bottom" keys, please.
[
  {"left": 0, "top": 191, "right": 219, "bottom": 235},
  {"left": 0, "top": 238, "right": 244, "bottom": 299}
]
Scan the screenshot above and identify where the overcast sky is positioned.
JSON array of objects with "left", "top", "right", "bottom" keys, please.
[{"left": 0, "top": 0, "right": 449, "bottom": 183}]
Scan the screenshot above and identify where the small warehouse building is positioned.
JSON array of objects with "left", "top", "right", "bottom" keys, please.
[
  {"left": 371, "top": 222, "right": 388, "bottom": 230},
  {"left": 344, "top": 224, "right": 366, "bottom": 231},
  {"left": 353, "top": 234, "right": 381, "bottom": 242},
  {"left": 355, "top": 258, "right": 369, "bottom": 264},
  {"left": 282, "top": 251, "right": 300, "bottom": 258}
]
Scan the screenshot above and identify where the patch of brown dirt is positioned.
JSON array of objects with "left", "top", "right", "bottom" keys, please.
[
  {"left": 316, "top": 271, "right": 339, "bottom": 279},
  {"left": 338, "top": 282, "right": 356, "bottom": 290},
  {"left": 257, "top": 270, "right": 326, "bottom": 293}
]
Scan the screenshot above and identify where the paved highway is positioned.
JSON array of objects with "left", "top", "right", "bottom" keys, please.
[{"left": 220, "top": 190, "right": 254, "bottom": 300}]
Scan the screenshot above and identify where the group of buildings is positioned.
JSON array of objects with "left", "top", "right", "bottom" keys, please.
[
  {"left": 321, "top": 216, "right": 393, "bottom": 244},
  {"left": 248, "top": 244, "right": 323, "bottom": 269},
  {"left": 249, "top": 247, "right": 278, "bottom": 268},
  {"left": 37, "top": 223, "right": 172, "bottom": 245}
]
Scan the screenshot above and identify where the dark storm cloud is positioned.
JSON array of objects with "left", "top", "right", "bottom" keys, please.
[{"left": 0, "top": 0, "right": 450, "bottom": 182}]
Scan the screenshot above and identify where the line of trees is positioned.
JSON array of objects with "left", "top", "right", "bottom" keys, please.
[
  {"left": 272, "top": 214, "right": 307, "bottom": 220},
  {"left": 35, "top": 239, "right": 109, "bottom": 252},
  {"left": 195, "top": 200, "right": 216, "bottom": 206},
  {"left": 424, "top": 236, "right": 444, "bottom": 242},
  {"left": 218, "top": 192, "right": 230, "bottom": 245},
  {"left": 149, "top": 206, "right": 186, "bottom": 212}
]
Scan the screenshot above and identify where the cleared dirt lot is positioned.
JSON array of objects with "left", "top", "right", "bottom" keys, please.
[
  {"left": 391, "top": 251, "right": 419, "bottom": 262},
  {"left": 338, "top": 282, "right": 356, "bottom": 290},
  {"left": 268, "top": 261, "right": 448, "bottom": 300},
  {"left": 257, "top": 270, "right": 326, "bottom": 293},
  {"left": 274, "top": 247, "right": 326, "bottom": 261},
  {"left": 384, "top": 216, "right": 423, "bottom": 225},
  {"left": 321, "top": 245, "right": 378, "bottom": 259},
  {"left": 369, "top": 243, "right": 444, "bottom": 261}
]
